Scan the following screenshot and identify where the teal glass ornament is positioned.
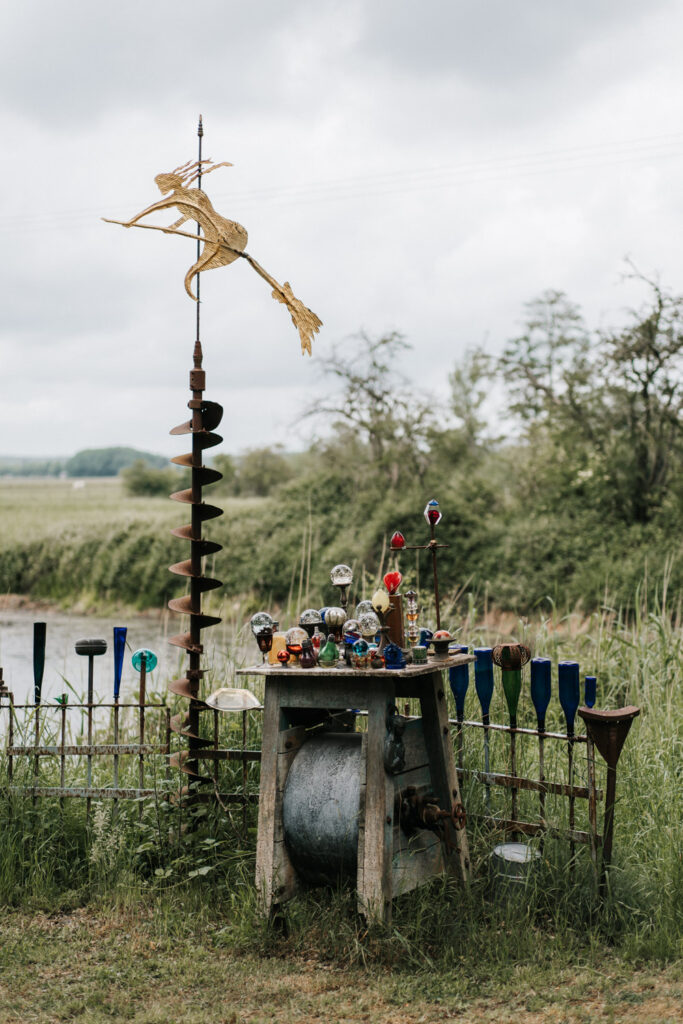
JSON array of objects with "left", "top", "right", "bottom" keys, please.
[{"left": 132, "top": 648, "right": 157, "bottom": 673}]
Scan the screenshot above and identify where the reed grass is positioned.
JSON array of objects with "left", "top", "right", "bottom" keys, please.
[{"left": 0, "top": 589, "right": 680, "bottom": 1006}]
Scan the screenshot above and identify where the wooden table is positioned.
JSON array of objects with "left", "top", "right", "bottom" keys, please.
[{"left": 238, "top": 654, "right": 472, "bottom": 922}]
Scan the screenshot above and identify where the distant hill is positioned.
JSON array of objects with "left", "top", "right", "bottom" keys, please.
[
  {"left": 66, "top": 447, "right": 167, "bottom": 477},
  {"left": 0, "top": 456, "right": 67, "bottom": 477}
]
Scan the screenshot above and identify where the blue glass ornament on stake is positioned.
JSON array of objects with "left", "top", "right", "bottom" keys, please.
[
  {"left": 113, "top": 627, "right": 127, "bottom": 700},
  {"left": 530, "top": 657, "right": 552, "bottom": 828},
  {"left": 449, "top": 644, "right": 470, "bottom": 772},
  {"left": 449, "top": 645, "right": 470, "bottom": 720},
  {"left": 584, "top": 675, "right": 597, "bottom": 708},
  {"left": 558, "top": 661, "right": 580, "bottom": 736},
  {"left": 474, "top": 647, "right": 494, "bottom": 810},
  {"left": 558, "top": 660, "right": 581, "bottom": 863},
  {"left": 473, "top": 647, "right": 494, "bottom": 719},
  {"left": 530, "top": 657, "right": 552, "bottom": 731}
]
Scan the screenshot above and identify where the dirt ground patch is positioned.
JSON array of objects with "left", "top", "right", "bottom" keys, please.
[{"left": 0, "top": 910, "right": 680, "bottom": 1024}]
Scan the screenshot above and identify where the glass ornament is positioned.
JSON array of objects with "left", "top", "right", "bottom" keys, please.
[
  {"left": 358, "top": 611, "right": 380, "bottom": 638},
  {"left": 299, "top": 639, "right": 317, "bottom": 668},
  {"left": 300, "top": 608, "right": 323, "bottom": 626},
  {"left": 412, "top": 645, "right": 428, "bottom": 664},
  {"left": 255, "top": 627, "right": 273, "bottom": 655},
  {"left": 423, "top": 499, "right": 442, "bottom": 527},
  {"left": 268, "top": 632, "right": 287, "bottom": 665},
  {"left": 419, "top": 628, "right": 433, "bottom": 646},
  {"left": 342, "top": 619, "right": 361, "bottom": 639},
  {"left": 132, "top": 648, "right": 157, "bottom": 673},
  {"left": 433, "top": 629, "right": 452, "bottom": 640},
  {"left": 353, "top": 639, "right": 369, "bottom": 656},
  {"left": 383, "top": 571, "right": 402, "bottom": 595},
  {"left": 277, "top": 649, "right": 290, "bottom": 665},
  {"left": 371, "top": 589, "right": 391, "bottom": 615},
  {"left": 250, "top": 611, "right": 274, "bottom": 636},
  {"left": 318, "top": 637, "right": 339, "bottom": 665},
  {"left": 311, "top": 627, "right": 323, "bottom": 653},
  {"left": 383, "top": 643, "right": 406, "bottom": 670},
  {"left": 390, "top": 531, "right": 406, "bottom": 549},
  {"left": 285, "top": 626, "right": 308, "bottom": 647},
  {"left": 330, "top": 564, "right": 353, "bottom": 587},
  {"left": 319, "top": 606, "right": 330, "bottom": 622},
  {"left": 354, "top": 600, "right": 375, "bottom": 618},
  {"left": 324, "top": 607, "right": 346, "bottom": 628}
]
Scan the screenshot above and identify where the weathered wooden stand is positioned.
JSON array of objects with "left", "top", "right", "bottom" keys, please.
[{"left": 238, "top": 655, "right": 471, "bottom": 923}]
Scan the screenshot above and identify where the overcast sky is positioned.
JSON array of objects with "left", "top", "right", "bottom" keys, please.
[{"left": 2, "top": 0, "right": 683, "bottom": 458}]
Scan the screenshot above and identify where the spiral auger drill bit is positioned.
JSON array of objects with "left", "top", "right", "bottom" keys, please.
[{"left": 167, "top": 340, "right": 224, "bottom": 791}]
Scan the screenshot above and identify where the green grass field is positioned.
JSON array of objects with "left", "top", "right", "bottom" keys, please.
[{"left": 0, "top": 479, "right": 681, "bottom": 1022}]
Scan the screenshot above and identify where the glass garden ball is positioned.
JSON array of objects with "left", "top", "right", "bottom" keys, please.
[
  {"left": 250, "top": 611, "right": 274, "bottom": 636},
  {"left": 330, "top": 564, "right": 353, "bottom": 587}
]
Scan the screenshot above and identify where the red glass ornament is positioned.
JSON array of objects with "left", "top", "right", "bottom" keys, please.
[
  {"left": 383, "top": 571, "right": 403, "bottom": 595},
  {"left": 277, "top": 649, "right": 290, "bottom": 664},
  {"left": 428, "top": 509, "right": 440, "bottom": 525},
  {"left": 390, "top": 531, "right": 405, "bottom": 550}
]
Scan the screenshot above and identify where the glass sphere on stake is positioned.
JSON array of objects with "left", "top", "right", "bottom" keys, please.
[
  {"left": 299, "top": 608, "right": 323, "bottom": 637},
  {"left": 330, "top": 564, "right": 353, "bottom": 613},
  {"left": 250, "top": 611, "right": 274, "bottom": 636},
  {"left": 323, "top": 606, "right": 346, "bottom": 643},
  {"left": 354, "top": 599, "right": 375, "bottom": 618},
  {"left": 255, "top": 626, "right": 273, "bottom": 661}
]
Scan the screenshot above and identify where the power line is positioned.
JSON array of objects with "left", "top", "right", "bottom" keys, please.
[{"left": 2, "top": 130, "right": 683, "bottom": 234}]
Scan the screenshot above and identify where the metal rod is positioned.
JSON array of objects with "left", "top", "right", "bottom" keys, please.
[
  {"left": 138, "top": 653, "right": 147, "bottom": 818},
  {"left": 586, "top": 733, "right": 599, "bottom": 876},
  {"left": 455, "top": 718, "right": 588, "bottom": 741},
  {"left": 430, "top": 525, "right": 441, "bottom": 630},
  {"left": 196, "top": 114, "right": 203, "bottom": 344},
  {"left": 8, "top": 693, "right": 14, "bottom": 783},
  {"left": 86, "top": 654, "right": 94, "bottom": 821},
  {"left": 213, "top": 707, "right": 219, "bottom": 787},
  {"left": 530, "top": 657, "right": 551, "bottom": 838},
  {"left": 482, "top": 715, "right": 491, "bottom": 811},
  {"left": 60, "top": 697, "right": 67, "bottom": 808},
  {"left": 600, "top": 764, "right": 618, "bottom": 895},
  {"left": 456, "top": 766, "right": 599, "bottom": 800},
  {"left": 113, "top": 695, "right": 119, "bottom": 815},
  {"left": 242, "top": 709, "right": 248, "bottom": 834}
]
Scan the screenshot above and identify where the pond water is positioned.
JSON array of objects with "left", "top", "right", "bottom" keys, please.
[{"left": 0, "top": 607, "right": 238, "bottom": 704}]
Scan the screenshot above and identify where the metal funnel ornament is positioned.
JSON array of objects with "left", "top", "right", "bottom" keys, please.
[{"left": 578, "top": 704, "right": 640, "bottom": 892}]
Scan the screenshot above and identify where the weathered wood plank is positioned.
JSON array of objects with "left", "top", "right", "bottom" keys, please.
[
  {"left": 392, "top": 829, "right": 445, "bottom": 898},
  {"left": 419, "top": 670, "right": 471, "bottom": 883},
  {"left": 358, "top": 685, "right": 395, "bottom": 923}
]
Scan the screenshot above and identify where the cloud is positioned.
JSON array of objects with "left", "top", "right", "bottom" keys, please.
[{"left": 1, "top": 0, "right": 683, "bottom": 456}]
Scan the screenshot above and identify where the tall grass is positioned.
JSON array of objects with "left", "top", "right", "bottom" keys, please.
[{"left": 0, "top": 589, "right": 680, "bottom": 973}]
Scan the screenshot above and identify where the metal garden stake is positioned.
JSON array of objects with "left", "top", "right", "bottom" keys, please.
[
  {"left": 578, "top": 704, "right": 640, "bottom": 894},
  {"left": 32, "top": 622, "right": 46, "bottom": 798},
  {"left": 530, "top": 657, "right": 552, "bottom": 826},
  {"left": 474, "top": 647, "right": 494, "bottom": 810},
  {"left": 493, "top": 643, "right": 531, "bottom": 824},
  {"left": 75, "top": 637, "right": 107, "bottom": 820},
  {"left": 449, "top": 645, "right": 470, "bottom": 773},
  {"left": 558, "top": 660, "right": 580, "bottom": 862},
  {"left": 113, "top": 627, "right": 127, "bottom": 809}
]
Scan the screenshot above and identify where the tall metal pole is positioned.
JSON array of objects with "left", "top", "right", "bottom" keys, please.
[{"left": 196, "top": 115, "right": 203, "bottom": 345}]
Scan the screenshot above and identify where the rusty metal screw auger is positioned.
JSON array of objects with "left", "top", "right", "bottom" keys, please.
[{"left": 167, "top": 340, "right": 224, "bottom": 790}]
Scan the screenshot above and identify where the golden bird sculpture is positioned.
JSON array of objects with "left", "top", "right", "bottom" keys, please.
[{"left": 104, "top": 157, "right": 322, "bottom": 356}]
